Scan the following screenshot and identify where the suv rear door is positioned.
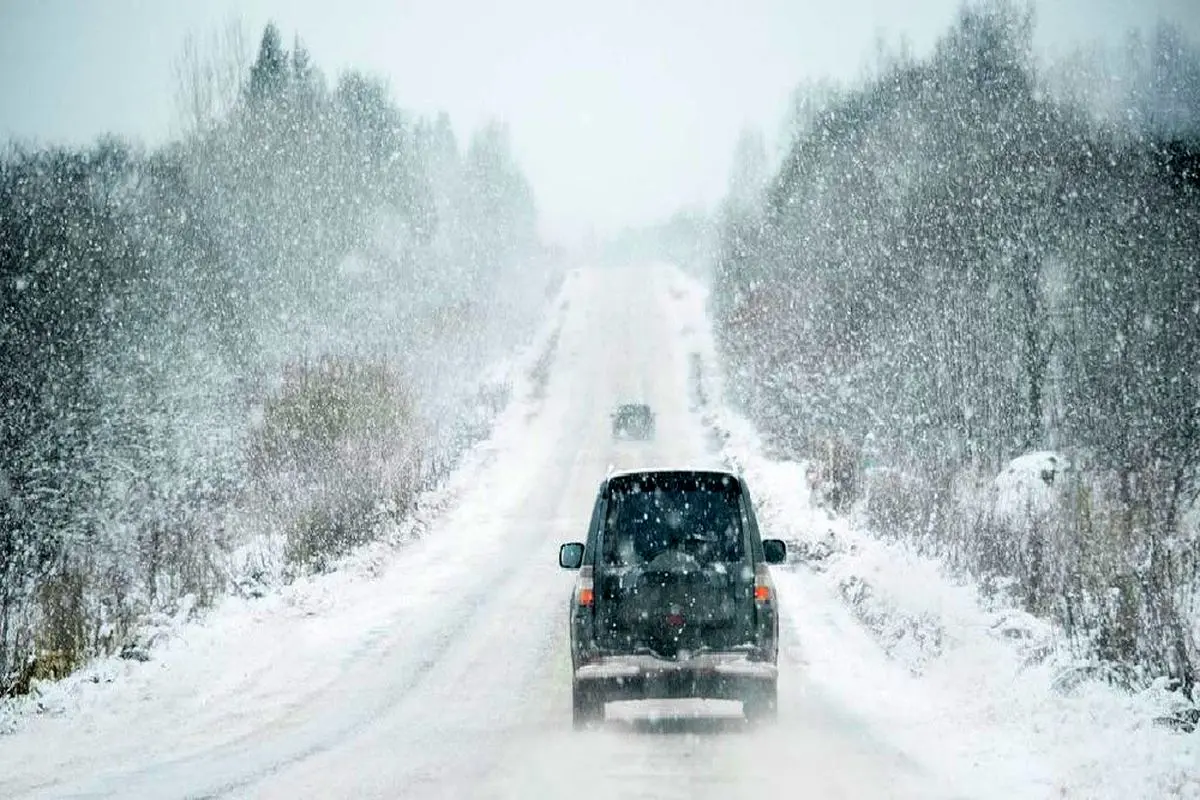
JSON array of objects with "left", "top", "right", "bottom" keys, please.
[{"left": 593, "top": 471, "right": 758, "bottom": 658}]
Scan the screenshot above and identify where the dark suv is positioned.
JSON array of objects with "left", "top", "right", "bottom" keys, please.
[
  {"left": 558, "top": 469, "right": 787, "bottom": 728},
  {"left": 611, "top": 403, "right": 656, "bottom": 440}
]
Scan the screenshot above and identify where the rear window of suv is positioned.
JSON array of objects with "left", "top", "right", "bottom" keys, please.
[
  {"left": 615, "top": 404, "right": 652, "bottom": 423},
  {"left": 602, "top": 473, "right": 744, "bottom": 567}
]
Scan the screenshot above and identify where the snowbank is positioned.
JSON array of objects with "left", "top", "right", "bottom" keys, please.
[
  {"left": 664, "top": 263, "right": 1200, "bottom": 799},
  {"left": 990, "top": 451, "right": 1069, "bottom": 524}
]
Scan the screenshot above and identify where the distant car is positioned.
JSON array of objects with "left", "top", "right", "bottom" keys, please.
[
  {"left": 558, "top": 468, "right": 787, "bottom": 728},
  {"left": 611, "top": 403, "right": 656, "bottom": 440}
]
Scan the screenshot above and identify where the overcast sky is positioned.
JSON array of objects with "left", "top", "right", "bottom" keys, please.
[{"left": 1, "top": 0, "right": 1197, "bottom": 242}]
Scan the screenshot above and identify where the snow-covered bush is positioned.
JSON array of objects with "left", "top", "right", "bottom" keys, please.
[{"left": 248, "top": 357, "right": 423, "bottom": 572}]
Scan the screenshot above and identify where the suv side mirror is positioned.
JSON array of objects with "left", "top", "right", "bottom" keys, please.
[
  {"left": 559, "top": 542, "right": 585, "bottom": 569},
  {"left": 762, "top": 539, "right": 787, "bottom": 565}
]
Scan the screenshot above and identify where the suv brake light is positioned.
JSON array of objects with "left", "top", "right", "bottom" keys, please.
[
  {"left": 754, "top": 563, "right": 773, "bottom": 603},
  {"left": 577, "top": 566, "right": 595, "bottom": 607}
]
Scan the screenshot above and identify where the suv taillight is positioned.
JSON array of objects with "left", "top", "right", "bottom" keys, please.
[
  {"left": 754, "top": 563, "right": 773, "bottom": 604},
  {"left": 576, "top": 565, "right": 595, "bottom": 607}
]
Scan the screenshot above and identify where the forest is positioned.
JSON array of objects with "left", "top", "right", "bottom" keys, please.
[
  {"left": 0, "top": 23, "right": 547, "bottom": 695},
  {"left": 713, "top": 1, "right": 1200, "bottom": 691}
]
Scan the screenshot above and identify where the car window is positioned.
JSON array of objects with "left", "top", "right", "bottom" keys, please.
[{"left": 602, "top": 477, "right": 744, "bottom": 567}]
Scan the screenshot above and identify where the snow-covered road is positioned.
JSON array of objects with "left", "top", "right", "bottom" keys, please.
[{"left": 0, "top": 265, "right": 965, "bottom": 799}]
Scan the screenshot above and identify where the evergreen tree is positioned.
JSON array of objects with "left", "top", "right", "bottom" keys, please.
[{"left": 247, "top": 22, "right": 289, "bottom": 108}]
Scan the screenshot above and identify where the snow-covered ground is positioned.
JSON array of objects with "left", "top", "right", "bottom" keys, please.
[{"left": 1, "top": 263, "right": 1193, "bottom": 798}]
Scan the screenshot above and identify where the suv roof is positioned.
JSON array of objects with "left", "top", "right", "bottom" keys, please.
[{"left": 604, "top": 466, "right": 742, "bottom": 483}]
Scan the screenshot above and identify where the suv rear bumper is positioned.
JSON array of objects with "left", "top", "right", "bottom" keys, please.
[{"left": 574, "top": 654, "right": 776, "bottom": 702}]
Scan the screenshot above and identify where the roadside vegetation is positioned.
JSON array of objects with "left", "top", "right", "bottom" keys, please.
[
  {"left": 712, "top": 0, "right": 1200, "bottom": 695},
  {"left": 0, "top": 22, "right": 552, "bottom": 696}
]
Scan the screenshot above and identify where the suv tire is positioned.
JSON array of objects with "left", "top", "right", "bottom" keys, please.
[
  {"left": 742, "top": 679, "right": 778, "bottom": 725},
  {"left": 572, "top": 681, "right": 604, "bottom": 729}
]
